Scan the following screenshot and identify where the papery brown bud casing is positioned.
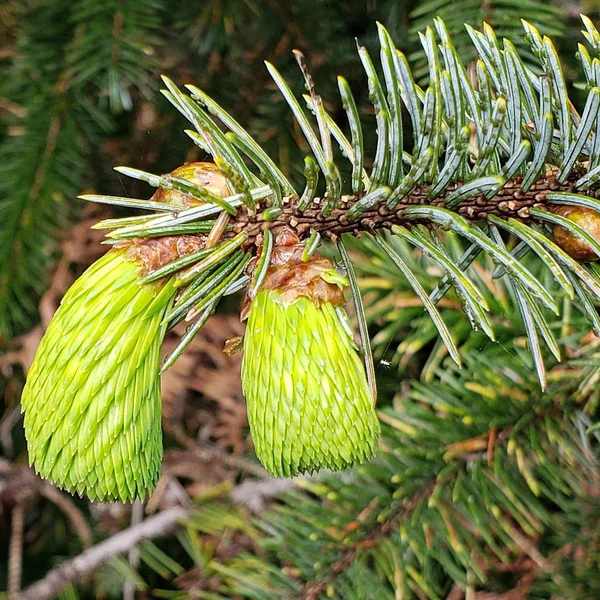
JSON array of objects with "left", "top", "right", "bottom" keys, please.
[
  {"left": 551, "top": 205, "right": 600, "bottom": 262},
  {"left": 151, "top": 162, "right": 229, "bottom": 207}
]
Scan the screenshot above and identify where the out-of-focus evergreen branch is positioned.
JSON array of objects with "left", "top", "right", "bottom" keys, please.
[
  {"left": 65, "top": 0, "right": 164, "bottom": 113},
  {"left": 0, "top": 0, "right": 166, "bottom": 339},
  {"left": 0, "top": 1, "right": 84, "bottom": 340},
  {"left": 127, "top": 345, "right": 600, "bottom": 599},
  {"left": 0, "top": 107, "right": 84, "bottom": 339},
  {"left": 19, "top": 506, "right": 189, "bottom": 600},
  {"left": 171, "top": 0, "right": 256, "bottom": 58}
]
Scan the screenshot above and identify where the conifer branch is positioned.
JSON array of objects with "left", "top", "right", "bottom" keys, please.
[
  {"left": 11, "top": 5, "right": 600, "bottom": 597},
  {"left": 19, "top": 507, "right": 189, "bottom": 600},
  {"left": 85, "top": 16, "right": 600, "bottom": 381},
  {"left": 296, "top": 403, "right": 572, "bottom": 598},
  {"left": 140, "top": 346, "right": 600, "bottom": 598},
  {"left": 0, "top": 0, "right": 166, "bottom": 339},
  {"left": 227, "top": 169, "right": 580, "bottom": 247},
  {"left": 299, "top": 483, "right": 436, "bottom": 600}
]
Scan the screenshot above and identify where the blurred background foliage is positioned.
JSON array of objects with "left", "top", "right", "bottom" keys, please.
[{"left": 2, "top": 0, "right": 600, "bottom": 599}]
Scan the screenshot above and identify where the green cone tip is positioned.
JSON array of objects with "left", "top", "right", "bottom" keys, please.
[{"left": 241, "top": 288, "right": 380, "bottom": 478}]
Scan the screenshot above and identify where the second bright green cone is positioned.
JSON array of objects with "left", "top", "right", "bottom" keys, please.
[{"left": 241, "top": 230, "right": 380, "bottom": 477}]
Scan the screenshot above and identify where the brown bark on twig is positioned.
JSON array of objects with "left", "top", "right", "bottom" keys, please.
[
  {"left": 19, "top": 507, "right": 189, "bottom": 600},
  {"left": 231, "top": 477, "right": 306, "bottom": 513},
  {"left": 8, "top": 502, "right": 25, "bottom": 600},
  {"left": 231, "top": 171, "right": 586, "bottom": 249},
  {"left": 0, "top": 459, "right": 93, "bottom": 551}
]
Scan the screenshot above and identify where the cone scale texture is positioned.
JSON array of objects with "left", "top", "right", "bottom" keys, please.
[
  {"left": 21, "top": 249, "right": 175, "bottom": 502},
  {"left": 241, "top": 230, "right": 380, "bottom": 477}
]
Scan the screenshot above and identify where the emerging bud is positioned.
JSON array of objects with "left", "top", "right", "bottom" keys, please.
[
  {"left": 241, "top": 230, "right": 380, "bottom": 477},
  {"left": 551, "top": 204, "right": 600, "bottom": 262},
  {"left": 21, "top": 248, "right": 177, "bottom": 502},
  {"left": 151, "top": 162, "right": 229, "bottom": 207}
]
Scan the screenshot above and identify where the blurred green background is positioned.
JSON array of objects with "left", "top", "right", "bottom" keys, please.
[{"left": 1, "top": 0, "right": 600, "bottom": 598}]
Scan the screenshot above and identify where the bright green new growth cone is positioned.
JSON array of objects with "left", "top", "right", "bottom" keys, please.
[
  {"left": 241, "top": 234, "right": 380, "bottom": 478},
  {"left": 21, "top": 249, "right": 175, "bottom": 502}
]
